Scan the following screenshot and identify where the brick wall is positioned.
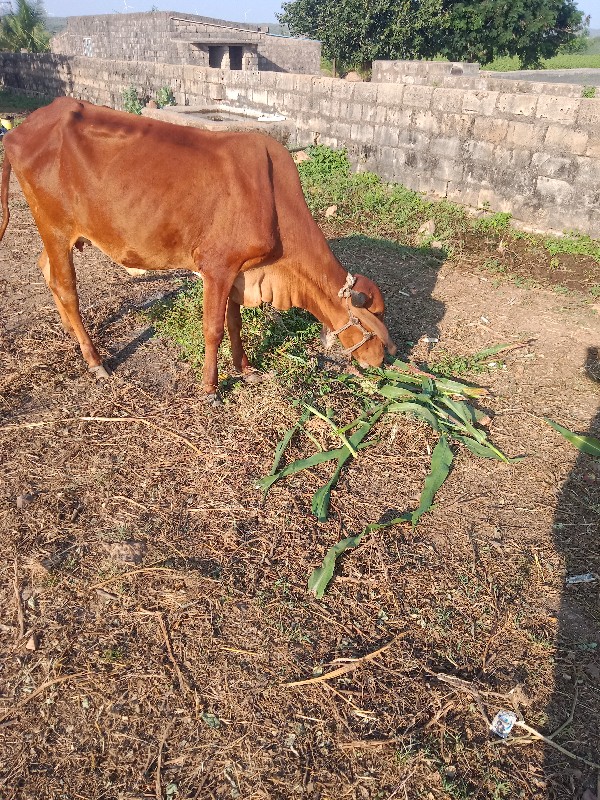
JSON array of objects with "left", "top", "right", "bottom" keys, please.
[
  {"left": 2, "top": 53, "right": 598, "bottom": 236},
  {"left": 51, "top": 12, "right": 321, "bottom": 75},
  {"left": 372, "top": 59, "right": 585, "bottom": 98}
]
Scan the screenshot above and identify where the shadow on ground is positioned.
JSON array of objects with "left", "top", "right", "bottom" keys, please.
[{"left": 546, "top": 346, "right": 600, "bottom": 798}]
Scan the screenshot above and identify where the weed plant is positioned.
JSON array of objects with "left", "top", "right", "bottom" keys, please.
[{"left": 297, "top": 145, "right": 600, "bottom": 267}]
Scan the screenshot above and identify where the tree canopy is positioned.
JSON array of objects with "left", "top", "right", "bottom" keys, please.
[
  {"left": 0, "top": 0, "right": 50, "bottom": 53},
  {"left": 278, "top": 0, "right": 585, "bottom": 69}
]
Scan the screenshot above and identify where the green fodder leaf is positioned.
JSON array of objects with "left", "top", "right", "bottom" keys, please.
[
  {"left": 363, "top": 513, "right": 412, "bottom": 535},
  {"left": 421, "top": 376, "right": 435, "bottom": 396},
  {"left": 432, "top": 376, "right": 488, "bottom": 398},
  {"left": 312, "top": 480, "right": 336, "bottom": 522},
  {"left": 387, "top": 401, "right": 440, "bottom": 431},
  {"left": 472, "top": 342, "right": 517, "bottom": 361},
  {"left": 381, "top": 369, "right": 424, "bottom": 386},
  {"left": 270, "top": 409, "right": 311, "bottom": 476},
  {"left": 254, "top": 447, "right": 353, "bottom": 495},
  {"left": 310, "top": 403, "right": 389, "bottom": 521},
  {"left": 378, "top": 384, "right": 418, "bottom": 399},
  {"left": 436, "top": 396, "right": 480, "bottom": 427},
  {"left": 308, "top": 534, "right": 364, "bottom": 599},
  {"left": 412, "top": 434, "right": 454, "bottom": 527},
  {"left": 544, "top": 418, "right": 600, "bottom": 458},
  {"left": 384, "top": 360, "right": 487, "bottom": 398},
  {"left": 452, "top": 434, "right": 511, "bottom": 461},
  {"left": 435, "top": 397, "right": 488, "bottom": 443}
]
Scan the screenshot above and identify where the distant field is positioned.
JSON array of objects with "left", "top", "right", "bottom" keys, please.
[{"left": 486, "top": 44, "right": 600, "bottom": 70}]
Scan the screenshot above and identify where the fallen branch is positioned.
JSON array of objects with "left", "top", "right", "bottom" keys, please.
[
  {"left": 0, "top": 415, "right": 202, "bottom": 456},
  {"left": 512, "top": 720, "right": 600, "bottom": 771},
  {"left": 284, "top": 634, "right": 404, "bottom": 688},
  {"left": 13, "top": 558, "right": 25, "bottom": 639},
  {"left": 137, "top": 611, "right": 188, "bottom": 695},
  {"left": 88, "top": 565, "right": 192, "bottom": 591},
  {"left": 155, "top": 722, "right": 173, "bottom": 800},
  {"left": 436, "top": 673, "right": 600, "bottom": 770},
  {"left": 0, "top": 673, "right": 87, "bottom": 725}
]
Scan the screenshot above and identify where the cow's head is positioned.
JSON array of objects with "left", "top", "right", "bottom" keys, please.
[{"left": 323, "top": 273, "right": 396, "bottom": 367}]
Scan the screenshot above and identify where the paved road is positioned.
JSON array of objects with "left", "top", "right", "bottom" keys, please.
[{"left": 488, "top": 67, "right": 600, "bottom": 86}]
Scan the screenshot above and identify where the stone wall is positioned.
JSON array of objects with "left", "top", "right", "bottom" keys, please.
[
  {"left": 2, "top": 53, "right": 599, "bottom": 236},
  {"left": 372, "top": 60, "right": 585, "bottom": 98},
  {"left": 51, "top": 12, "right": 321, "bottom": 75}
]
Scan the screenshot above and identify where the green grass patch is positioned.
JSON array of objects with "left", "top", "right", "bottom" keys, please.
[
  {"left": 146, "top": 278, "right": 326, "bottom": 392},
  {"left": 0, "top": 89, "right": 52, "bottom": 114},
  {"left": 484, "top": 52, "right": 600, "bottom": 70},
  {"left": 297, "top": 145, "right": 600, "bottom": 269},
  {"left": 544, "top": 232, "right": 600, "bottom": 259}
]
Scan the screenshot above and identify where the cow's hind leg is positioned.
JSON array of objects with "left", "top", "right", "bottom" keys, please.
[
  {"left": 41, "top": 239, "right": 108, "bottom": 378},
  {"left": 38, "top": 248, "right": 76, "bottom": 338},
  {"left": 226, "top": 298, "right": 261, "bottom": 384}
]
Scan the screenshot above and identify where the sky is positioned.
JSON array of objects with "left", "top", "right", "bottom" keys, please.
[{"left": 43, "top": 0, "right": 600, "bottom": 28}]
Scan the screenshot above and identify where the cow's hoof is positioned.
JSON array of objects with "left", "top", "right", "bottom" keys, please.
[
  {"left": 204, "top": 393, "right": 223, "bottom": 408},
  {"left": 89, "top": 364, "right": 110, "bottom": 379},
  {"left": 242, "top": 369, "right": 263, "bottom": 385}
]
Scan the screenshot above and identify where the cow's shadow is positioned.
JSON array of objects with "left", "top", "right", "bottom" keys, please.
[
  {"left": 329, "top": 234, "right": 446, "bottom": 357},
  {"left": 545, "top": 346, "right": 600, "bottom": 797}
]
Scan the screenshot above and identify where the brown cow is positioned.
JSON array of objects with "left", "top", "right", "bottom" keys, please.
[{"left": 0, "top": 97, "right": 395, "bottom": 401}]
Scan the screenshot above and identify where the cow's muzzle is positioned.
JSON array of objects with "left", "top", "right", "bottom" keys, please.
[{"left": 327, "top": 273, "right": 396, "bottom": 356}]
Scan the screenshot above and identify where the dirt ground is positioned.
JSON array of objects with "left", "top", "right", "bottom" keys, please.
[{"left": 1, "top": 146, "right": 599, "bottom": 800}]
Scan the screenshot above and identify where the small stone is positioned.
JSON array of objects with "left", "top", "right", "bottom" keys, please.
[
  {"left": 292, "top": 150, "right": 310, "bottom": 164},
  {"left": 105, "top": 540, "right": 147, "bottom": 565},
  {"left": 417, "top": 219, "right": 436, "bottom": 237},
  {"left": 25, "top": 633, "right": 39, "bottom": 651},
  {"left": 324, "top": 204, "right": 337, "bottom": 218}
]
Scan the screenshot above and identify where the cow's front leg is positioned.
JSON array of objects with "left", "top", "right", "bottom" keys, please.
[
  {"left": 226, "top": 298, "right": 261, "bottom": 384},
  {"left": 200, "top": 275, "right": 235, "bottom": 404}
]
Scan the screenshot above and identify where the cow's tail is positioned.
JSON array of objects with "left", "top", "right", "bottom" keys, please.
[{"left": 0, "top": 154, "right": 11, "bottom": 242}]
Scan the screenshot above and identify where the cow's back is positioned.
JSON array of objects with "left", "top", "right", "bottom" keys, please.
[{"left": 4, "top": 98, "right": 283, "bottom": 272}]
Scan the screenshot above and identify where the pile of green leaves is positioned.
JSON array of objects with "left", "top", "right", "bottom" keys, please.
[{"left": 256, "top": 355, "right": 521, "bottom": 598}]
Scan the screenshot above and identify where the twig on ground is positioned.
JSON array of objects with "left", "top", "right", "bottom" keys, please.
[
  {"left": 0, "top": 673, "right": 86, "bottom": 725},
  {"left": 155, "top": 723, "right": 173, "bottom": 800},
  {"left": 88, "top": 565, "right": 212, "bottom": 591},
  {"left": 0, "top": 415, "right": 202, "bottom": 456},
  {"left": 284, "top": 634, "right": 404, "bottom": 688},
  {"left": 436, "top": 673, "right": 600, "bottom": 770},
  {"left": 435, "top": 672, "right": 491, "bottom": 726},
  {"left": 512, "top": 720, "right": 600, "bottom": 770},
  {"left": 139, "top": 610, "right": 188, "bottom": 694},
  {"left": 13, "top": 558, "right": 25, "bottom": 639}
]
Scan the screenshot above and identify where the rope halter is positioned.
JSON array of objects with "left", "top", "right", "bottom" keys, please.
[{"left": 329, "top": 272, "right": 375, "bottom": 355}]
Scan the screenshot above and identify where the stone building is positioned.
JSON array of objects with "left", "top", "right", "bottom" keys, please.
[{"left": 51, "top": 11, "right": 321, "bottom": 75}]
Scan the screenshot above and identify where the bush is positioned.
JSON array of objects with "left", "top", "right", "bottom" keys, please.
[
  {"left": 155, "top": 86, "right": 176, "bottom": 108},
  {"left": 122, "top": 86, "right": 143, "bottom": 115}
]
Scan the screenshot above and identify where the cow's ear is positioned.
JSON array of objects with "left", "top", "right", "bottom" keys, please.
[
  {"left": 321, "top": 325, "right": 336, "bottom": 350},
  {"left": 350, "top": 290, "right": 369, "bottom": 308}
]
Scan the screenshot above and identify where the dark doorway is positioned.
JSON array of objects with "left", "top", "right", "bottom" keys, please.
[
  {"left": 208, "top": 45, "right": 224, "bottom": 68},
  {"left": 229, "top": 46, "right": 243, "bottom": 70}
]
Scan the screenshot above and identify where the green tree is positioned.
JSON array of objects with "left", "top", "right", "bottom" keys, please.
[
  {"left": 279, "top": 0, "right": 444, "bottom": 71},
  {"left": 439, "top": 0, "right": 585, "bottom": 67},
  {"left": 0, "top": 0, "right": 50, "bottom": 53},
  {"left": 278, "top": 0, "right": 585, "bottom": 70}
]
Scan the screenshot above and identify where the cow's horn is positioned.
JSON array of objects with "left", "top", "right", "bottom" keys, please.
[{"left": 350, "top": 290, "right": 369, "bottom": 308}]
